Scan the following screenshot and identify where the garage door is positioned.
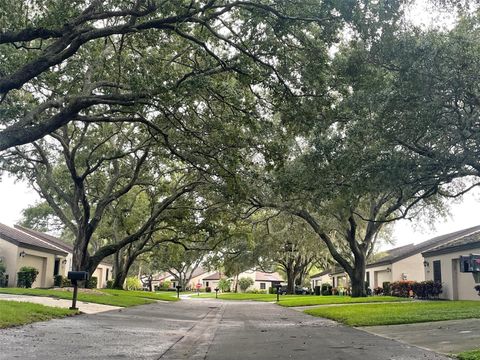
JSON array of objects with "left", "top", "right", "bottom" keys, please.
[{"left": 21, "top": 255, "right": 46, "bottom": 288}]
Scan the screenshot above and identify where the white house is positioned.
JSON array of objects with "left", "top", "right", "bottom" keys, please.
[
  {"left": 311, "top": 225, "right": 480, "bottom": 290},
  {"left": 423, "top": 231, "right": 480, "bottom": 300},
  {"left": 0, "top": 223, "right": 68, "bottom": 288},
  {"left": 14, "top": 225, "right": 113, "bottom": 288}
]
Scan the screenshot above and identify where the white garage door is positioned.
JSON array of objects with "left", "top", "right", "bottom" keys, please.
[{"left": 21, "top": 255, "right": 46, "bottom": 288}]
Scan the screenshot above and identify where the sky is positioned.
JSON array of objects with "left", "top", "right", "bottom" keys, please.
[{"left": 0, "top": 1, "right": 476, "bottom": 251}]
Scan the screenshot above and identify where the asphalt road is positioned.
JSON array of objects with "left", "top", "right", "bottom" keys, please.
[{"left": 0, "top": 297, "right": 451, "bottom": 360}]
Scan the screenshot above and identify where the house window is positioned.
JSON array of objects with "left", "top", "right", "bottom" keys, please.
[
  {"left": 433, "top": 260, "right": 442, "bottom": 283},
  {"left": 260, "top": 282, "right": 266, "bottom": 290}
]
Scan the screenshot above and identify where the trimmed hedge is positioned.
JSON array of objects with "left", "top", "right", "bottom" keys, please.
[
  {"left": 390, "top": 280, "right": 442, "bottom": 299},
  {"left": 86, "top": 276, "right": 98, "bottom": 289},
  {"left": 17, "top": 267, "right": 39, "bottom": 288}
]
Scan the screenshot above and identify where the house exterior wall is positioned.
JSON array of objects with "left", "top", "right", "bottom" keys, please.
[
  {"left": 311, "top": 274, "right": 332, "bottom": 289},
  {"left": 0, "top": 238, "right": 19, "bottom": 287},
  {"left": 365, "top": 265, "right": 392, "bottom": 288},
  {"left": 424, "top": 248, "right": 480, "bottom": 300},
  {"left": 392, "top": 253, "right": 425, "bottom": 283}
]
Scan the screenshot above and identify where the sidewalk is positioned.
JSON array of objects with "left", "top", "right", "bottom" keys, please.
[
  {"left": 0, "top": 293, "right": 121, "bottom": 314},
  {"left": 360, "top": 318, "right": 480, "bottom": 354}
]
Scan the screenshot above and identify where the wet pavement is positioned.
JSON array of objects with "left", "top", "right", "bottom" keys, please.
[
  {"left": 0, "top": 297, "right": 452, "bottom": 359},
  {"left": 0, "top": 293, "right": 121, "bottom": 314}
]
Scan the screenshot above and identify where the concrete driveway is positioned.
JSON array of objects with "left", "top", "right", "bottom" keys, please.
[
  {"left": 361, "top": 319, "right": 480, "bottom": 354},
  {"left": 0, "top": 298, "right": 450, "bottom": 360}
]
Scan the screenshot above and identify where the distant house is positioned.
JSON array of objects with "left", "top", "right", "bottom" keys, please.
[
  {"left": 233, "top": 269, "right": 283, "bottom": 292},
  {"left": 14, "top": 225, "right": 113, "bottom": 288},
  {"left": 311, "top": 225, "right": 480, "bottom": 290},
  {"left": 0, "top": 223, "right": 68, "bottom": 288},
  {"left": 423, "top": 231, "right": 480, "bottom": 300}
]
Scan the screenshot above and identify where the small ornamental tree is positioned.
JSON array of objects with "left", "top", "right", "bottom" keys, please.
[
  {"left": 218, "top": 278, "right": 231, "bottom": 292},
  {"left": 238, "top": 277, "right": 254, "bottom": 292},
  {"left": 125, "top": 277, "right": 143, "bottom": 291}
]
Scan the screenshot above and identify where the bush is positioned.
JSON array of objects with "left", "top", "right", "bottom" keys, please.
[
  {"left": 160, "top": 280, "right": 171, "bottom": 290},
  {"left": 205, "top": 286, "right": 212, "bottom": 292},
  {"left": 246, "top": 289, "right": 267, "bottom": 294},
  {"left": 412, "top": 281, "right": 442, "bottom": 299},
  {"left": 86, "top": 276, "right": 98, "bottom": 289},
  {"left": 125, "top": 276, "right": 142, "bottom": 290},
  {"left": 373, "top": 287, "right": 383, "bottom": 296},
  {"left": 218, "top": 278, "right": 231, "bottom": 292},
  {"left": 54, "top": 275, "right": 63, "bottom": 287},
  {"left": 475, "top": 285, "right": 480, "bottom": 296},
  {"left": 17, "top": 266, "right": 39, "bottom": 288},
  {"left": 238, "top": 277, "right": 254, "bottom": 292},
  {"left": 321, "top": 283, "right": 332, "bottom": 295},
  {"left": 390, "top": 280, "right": 415, "bottom": 298},
  {"left": 0, "top": 260, "right": 6, "bottom": 287},
  {"left": 268, "top": 286, "right": 276, "bottom": 294},
  {"left": 106, "top": 280, "right": 114, "bottom": 289},
  {"left": 382, "top": 282, "right": 391, "bottom": 296},
  {"left": 62, "top": 277, "right": 71, "bottom": 287}
]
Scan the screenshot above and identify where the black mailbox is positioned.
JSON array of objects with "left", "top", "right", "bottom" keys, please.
[{"left": 68, "top": 271, "right": 89, "bottom": 281}]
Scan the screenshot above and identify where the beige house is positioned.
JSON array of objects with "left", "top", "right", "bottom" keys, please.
[
  {"left": 199, "top": 269, "right": 283, "bottom": 292},
  {"left": 14, "top": 225, "right": 113, "bottom": 288},
  {"left": 0, "top": 223, "right": 68, "bottom": 288},
  {"left": 423, "top": 231, "right": 480, "bottom": 300},
  {"left": 311, "top": 225, "right": 480, "bottom": 290}
]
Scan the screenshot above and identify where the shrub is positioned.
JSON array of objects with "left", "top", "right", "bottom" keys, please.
[
  {"left": 412, "top": 281, "right": 442, "bottom": 299},
  {"left": 269, "top": 286, "right": 276, "bottom": 294},
  {"left": 86, "top": 276, "right": 98, "bottom": 289},
  {"left": 205, "top": 286, "right": 212, "bottom": 293},
  {"left": 62, "top": 277, "right": 71, "bottom": 287},
  {"left": 0, "top": 260, "right": 6, "bottom": 287},
  {"left": 160, "top": 280, "right": 171, "bottom": 290},
  {"left": 106, "top": 280, "right": 114, "bottom": 289},
  {"left": 321, "top": 283, "right": 332, "bottom": 295},
  {"left": 54, "top": 275, "right": 63, "bottom": 287},
  {"left": 238, "top": 277, "right": 254, "bottom": 292},
  {"left": 475, "top": 285, "right": 480, "bottom": 296},
  {"left": 218, "top": 278, "right": 231, "bottom": 292},
  {"left": 373, "top": 287, "right": 383, "bottom": 296},
  {"left": 246, "top": 289, "right": 267, "bottom": 294},
  {"left": 125, "top": 276, "right": 142, "bottom": 290},
  {"left": 390, "top": 280, "right": 415, "bottom": 298},
  {"left": 17, "top": 266, "right": 39, "bottom": 288},
  {"left": 382, "top": 282, "right": 391, "bottom": 295}
]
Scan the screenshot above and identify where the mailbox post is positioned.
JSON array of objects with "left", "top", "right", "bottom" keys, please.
[
  {"left": 67, "top": 271, "right": 88, "bottom": 310},
  {"left": 275, "top": 284, "right": 282, "bottom": 302},
  {"left": 214, "top": 287, "right": 219, "bottom": 299},
  {"left": 176, "top": 285, "right": 182, "bottom": 299}
]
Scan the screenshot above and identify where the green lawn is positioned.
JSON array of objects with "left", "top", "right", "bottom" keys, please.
[
  {"left": 0, "top": 300, "right": 78, "bottom": 328},
  {"left": 198, "top": 293, "right": 410, "bottom": 306},
  {"left": 304, "top": 301, "right": 480, "bottom": 326},
  {"left": 0, "top": 288, "right": 178, "bottom": 307},
  {"left": 458, "top": 349, "right": 480, "bottom": 360}
]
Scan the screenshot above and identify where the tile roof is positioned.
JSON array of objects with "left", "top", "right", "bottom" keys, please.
[
  {"left": 423, "top": 231, "right": 480, "bottom": 256},
  {"left": 0, "top": 223, "right": 67, "bottom": 256}
]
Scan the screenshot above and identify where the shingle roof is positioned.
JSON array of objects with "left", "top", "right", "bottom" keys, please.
[
  {"left": 0, "top": 223, "right": 67, "bottom": 256},
  {"left": 203, "top": 271, "right": 222, "bottom": 281},
  {"left": 14, "top": 225, "right": 113, "bottom": 266},
  {"left": 368, "top": 225, "right": 480, "bottom": 267},
  {"left": 255, "top": 271, "right": 283, "bottom": 282},
  {"left": 15, "top": 225, "right": 73, "bottom": 252},
  {"left": 423, "top": 231, "right": 480, "bottom": 256},
  {"left": 310, "top": 269, "right": 332, "bottom": 279}
]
